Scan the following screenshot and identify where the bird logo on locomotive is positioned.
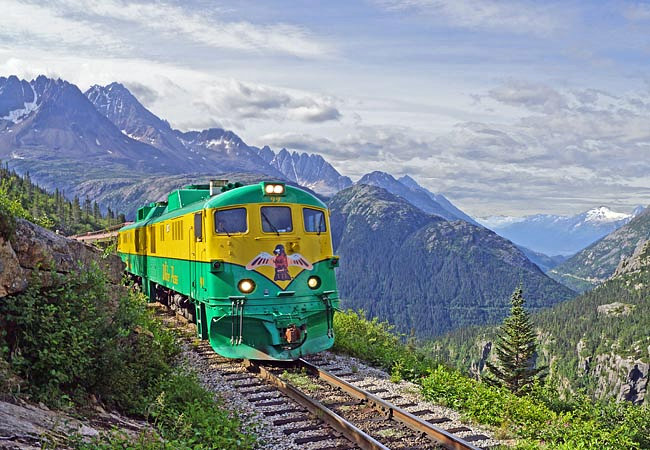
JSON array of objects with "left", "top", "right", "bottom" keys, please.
[{"left": 246, "top": 244, "right": 313, "bottom": 281}]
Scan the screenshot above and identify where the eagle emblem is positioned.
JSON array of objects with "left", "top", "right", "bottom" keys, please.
[{"left": 246, "top": 244, "right": 313, "bottom": 281}]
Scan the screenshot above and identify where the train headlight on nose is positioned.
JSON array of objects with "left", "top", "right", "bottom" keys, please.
[
  {"left": 263, "top": 182, "right": 286, "bottom": 196},
  {"left": 307, "top": 276, "right": 321, "bottom": 290},
  {"left": 238, "top": 279, "right": 256, "bottom": 293}
]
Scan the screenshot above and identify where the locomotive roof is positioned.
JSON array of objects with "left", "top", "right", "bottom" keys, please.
[{"left": 120, "top": 182, "right": 327, "bottom": 231}]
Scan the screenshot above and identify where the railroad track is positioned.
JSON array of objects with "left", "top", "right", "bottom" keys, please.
[{"left": 153, "top": 303, "right": 496, "bottom": 450}]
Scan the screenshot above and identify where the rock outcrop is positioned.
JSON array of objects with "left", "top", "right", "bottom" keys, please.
[
  {"left": 0, "top": 398, "right": 150, "bottom": 449},
  {"left": 0, "top": 219, "right": 123, "bottom": 298},
  {"left": 613, "top": 239, "right": 650, "bottom": 278}
]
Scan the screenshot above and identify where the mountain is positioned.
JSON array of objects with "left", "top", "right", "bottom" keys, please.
[
  {"left": 329, "top": 184, "right": 576, "bottom": 338},
  {"left": 479, "top": 206, "right": 635, "bottom": 256},
  {"left": 517, "top": 245, "right": 567, "bottom": 273},
  {"left": 86, "top": 83, "right": 281, "bottom": 176},
  {"left": 428, "top": 262, "right": 650, "bottom": 404},
  {"left": 397, "top": 174, "right": 480, "bottom": 226},
  {"left": 356, "top": 171, "right": 477, "bottom": 224},
  {"left": 549, "top": 207, "right": 650, "bottom": 292},
  {"left": 0, "top": 75, "right": 191, "bottom": 187},
  {"left": 254, "top": 146, "right": 352, "bottom": 196}
]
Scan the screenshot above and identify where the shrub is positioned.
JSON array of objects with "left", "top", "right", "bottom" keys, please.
[{"left": 0, "top": 265, "right": 178, "bottom": 409}]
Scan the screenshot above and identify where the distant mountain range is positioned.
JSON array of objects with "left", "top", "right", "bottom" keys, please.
[
  {"left": 0, "top": 75, "right": 353, "bottom": 215},
  {"left": 479, "top": 206, "right": 642, "bottom": 256},
  {"left": 1, "top": 75, "right": 473, "bottom": 225},
  {"left": 549, "top": 207, "right": 650, "bottom": 292},
  {"left": 329, "top": 184, "right": 575, "bottom": 338}
]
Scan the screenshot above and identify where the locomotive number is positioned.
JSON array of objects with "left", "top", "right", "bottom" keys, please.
[{"left": 269, "top": 196, "right": 282, "bottom": 203}]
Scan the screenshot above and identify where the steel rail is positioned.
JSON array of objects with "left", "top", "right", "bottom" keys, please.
[
  {"left": 245, "top": 360, "right": 389, "bottom": 450},
  {"left": 298, "top": 359, "right": 482, "bottom": 450}
]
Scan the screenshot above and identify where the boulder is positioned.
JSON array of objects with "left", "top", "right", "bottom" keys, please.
[
  {"left": 10, "top": 219, "right": 123, "bottom": 286},
  {"left": 0, "top": 236, "right": 27, "bottom": 297}
]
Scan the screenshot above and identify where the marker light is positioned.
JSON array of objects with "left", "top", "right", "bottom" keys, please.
[
  {"left": 238, "top": 279, "right": 256, "bottom": 294},
  {"left": 307, "top": 276, "right": 321, "bottom": 290}
]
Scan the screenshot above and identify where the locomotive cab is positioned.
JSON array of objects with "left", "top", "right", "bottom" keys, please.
[{"left": 118, "top": 181, "right": 340, "bottom": 361}]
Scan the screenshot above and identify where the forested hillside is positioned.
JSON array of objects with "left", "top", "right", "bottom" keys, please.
[
  {"left": 549, "top": 207, "right": 650, "bottom": 292},
  {"left": 429, "top": 263, "right": 650, "bottom": 403},
  {"left": 329, "top": 185, "right": 575, "bottom": 338},
  {"left": 0, "top": 163, "right": 124, "bottom": 236}
]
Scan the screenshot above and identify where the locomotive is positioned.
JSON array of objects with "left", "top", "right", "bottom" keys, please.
[{"left": 117, "top": 181, "right": 340, "bottom": 360}]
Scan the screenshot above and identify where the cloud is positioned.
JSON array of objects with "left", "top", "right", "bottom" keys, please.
[
  {"left": 259, "top": 80, "right": 650, "bottom": 216},
  {"left": 48, "top": 0, "right": 332, "bottom": 57},
  {"left": 0, "top": 0, "right": 128, "bottom": 53},
  {"left": 124, "top": 82, "right": 159, "bottom": 106},
  {"left": 195, "top": 79, "right": 342, "bottom": 124},
  {"left": 487, "top": 80, "right": 569, "bottom": 113},
  {"left": 0, "top": 1, "right": 331, "bottom": 59},
  {"left": 374, "top": 0, "right": 563, "bottom": 36}
]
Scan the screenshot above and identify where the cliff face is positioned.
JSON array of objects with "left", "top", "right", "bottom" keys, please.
[{"left": 0, "top": 218, "right": 123, "bottom": 297}]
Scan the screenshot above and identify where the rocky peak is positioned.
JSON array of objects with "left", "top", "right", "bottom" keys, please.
[
  {"left": 85, "top": 82, "right": 171, "bottom": 134},
  {"left": 260, "top": 146, "right": 352, "bottom": 196}
]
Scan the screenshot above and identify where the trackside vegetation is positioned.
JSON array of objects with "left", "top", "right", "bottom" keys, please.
[
  {"left": 332, "top": 309, "right": 650, "bottom": 449},
  {"left": 0, "top": 266, "right": 255, "bottom": 449},
  {"left": 0, "top": 163, "right": 125, "bottom": 237}
]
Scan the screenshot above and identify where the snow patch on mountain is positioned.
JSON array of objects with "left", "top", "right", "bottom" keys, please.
[{"left": 1, "top": 83, "right": 38, "bottom": 123}]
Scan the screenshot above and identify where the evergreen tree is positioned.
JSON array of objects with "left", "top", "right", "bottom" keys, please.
[{"left": 484, "top": 287, "right": 546, "bottom": 395}]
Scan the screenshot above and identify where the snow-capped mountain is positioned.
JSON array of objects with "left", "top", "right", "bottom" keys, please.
[
  {"left": 356, "top": 171, "right": 477, "bottom": 224},
  {"left": 479, "top": 206, "right": 638, "bottom": 256},
  {"left": 85, "top": 83, "right": 281, "bottom": 176},
  {"left": 255, "top": 146, "right": 352, "bottom": 196},
  {"left": 0, "top": 75, "right": 187, "bottom": 180}
]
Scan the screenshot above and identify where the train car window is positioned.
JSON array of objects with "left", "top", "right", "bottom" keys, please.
[
  {"left": 303, "top": 208, "right": 326, "bottom": 233},
  {"left": 150, "top": 227, "right": 156, "bottom": 253},
  {"left": 261, "top": 206, "right": 293, "bottom": 233},
  {"left": 194, "top": 213, "right": 203, "bottom": 241},
  {"left": 215, "top": 208, "right": 247, "bottom": 234}
]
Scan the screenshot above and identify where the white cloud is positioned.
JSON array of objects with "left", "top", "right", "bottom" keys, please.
[
  {"left": 0, "top": 0, "right": 128, "bottom": 53},
  {"left": 375, "top": 0, "right": 563, "bottom": 36},
  {"left": 43, "top": 0, "right": 332, "bottom": 57},
  {"left": 196, "top": 79, "right": 341, "bottom": 124}
]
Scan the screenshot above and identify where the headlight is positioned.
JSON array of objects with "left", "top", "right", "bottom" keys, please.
[
  {"left": 238, "top": 279, "right": 256, "bottom": 293},
  {"left": 307, "top": 276, "right": 321, "bottom": 289},
  {"left": 263, "top": 182, "right": 286, "bottom": 196}
]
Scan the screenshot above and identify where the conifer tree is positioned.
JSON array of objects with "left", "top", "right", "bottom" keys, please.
[{"left": 484, "top": 287, "right": 546, "bottom": 395}]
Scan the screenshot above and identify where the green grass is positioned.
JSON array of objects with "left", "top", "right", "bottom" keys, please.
[{"left": 332, "top": 309, "right": 650, "bottom": 449}]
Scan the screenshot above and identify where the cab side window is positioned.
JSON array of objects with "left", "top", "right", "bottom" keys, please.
[
  {"left": 215, "top": 208, "right": 247, "bottom": 234},
  {"left": 303, "top": 208, "right": 326, "bottom": 233}
]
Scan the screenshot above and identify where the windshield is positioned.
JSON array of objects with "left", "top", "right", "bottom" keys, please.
[
  {"left": 261, "top": 206, "right": 293, "bottom": 233},
  {"left": 215, "top": 208, "right": 247, "bottom": 234},
  {"left": 303, "top": 208, "right": 326, "bottom": 233}
]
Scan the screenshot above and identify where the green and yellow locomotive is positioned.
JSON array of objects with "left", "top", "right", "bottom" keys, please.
[{"left": 117, "top": 181, "right": 340, "bottom": 360}]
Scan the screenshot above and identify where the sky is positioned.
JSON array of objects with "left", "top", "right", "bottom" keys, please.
[{"left": 2, "top": 0, "right": 650, "bottom": 217}]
